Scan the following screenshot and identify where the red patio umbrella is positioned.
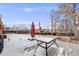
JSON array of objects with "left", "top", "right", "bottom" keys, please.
[{"left": 31, "top": 21, "right": 35, "bottom": 39}]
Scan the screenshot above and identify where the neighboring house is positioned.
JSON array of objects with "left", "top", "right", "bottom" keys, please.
[
  {"left": 0, "top": 17, "right": 3, "bottom": 35},
  {"left": 0, "top": 16, "right": 4, "bottom": 54}
]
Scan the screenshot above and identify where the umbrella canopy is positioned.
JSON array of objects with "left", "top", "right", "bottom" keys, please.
[{"left": 31, "top": 21, "right": 35, "bottom": 38}]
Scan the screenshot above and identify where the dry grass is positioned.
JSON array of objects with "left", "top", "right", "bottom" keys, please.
[
  {"left": 57, "top": 36, "right": 71, "bottom": 42},
  {"left": 69, "top": 36, "right": 79, "bottom": 40},
  {"left": 57, "top": 36, "right": 79, "bottom": 44}
]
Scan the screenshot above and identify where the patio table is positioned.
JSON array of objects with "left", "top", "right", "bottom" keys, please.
[{"left": 28, "top": 36, "right": 58, "bottom": 56}]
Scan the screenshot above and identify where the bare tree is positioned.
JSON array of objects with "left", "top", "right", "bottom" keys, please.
[
  {"left": 58, "top": 3, "right": 78, "bottom": 36},
  {"left": 50, "top": 9, "right": 60, "bottom": 35}
]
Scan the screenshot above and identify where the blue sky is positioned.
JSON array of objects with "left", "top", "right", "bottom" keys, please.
[{"left": 0, "top": 3, "right": 58, "bottom": 29}]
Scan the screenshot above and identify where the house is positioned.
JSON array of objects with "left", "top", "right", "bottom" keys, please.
[{"left": 0, "top": 16, "right": 3, "bottom": 35}]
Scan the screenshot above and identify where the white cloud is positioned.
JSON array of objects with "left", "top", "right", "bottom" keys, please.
[
  {"left": 23, "top": 8, "right": 33, "bottom": 12},
  {"left": 23, "top": 6, "right": 55, "bottom": 13}
]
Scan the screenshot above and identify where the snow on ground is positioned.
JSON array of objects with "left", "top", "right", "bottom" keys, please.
[
  {"left": 0, "top": 34, "right": 37, "bottom": 56},
  {"left": 57, "top": 40, "right": 79, "bottom": 56},
  {"left": 0, "top": 34, "right": 79, "bottom": 56}
]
